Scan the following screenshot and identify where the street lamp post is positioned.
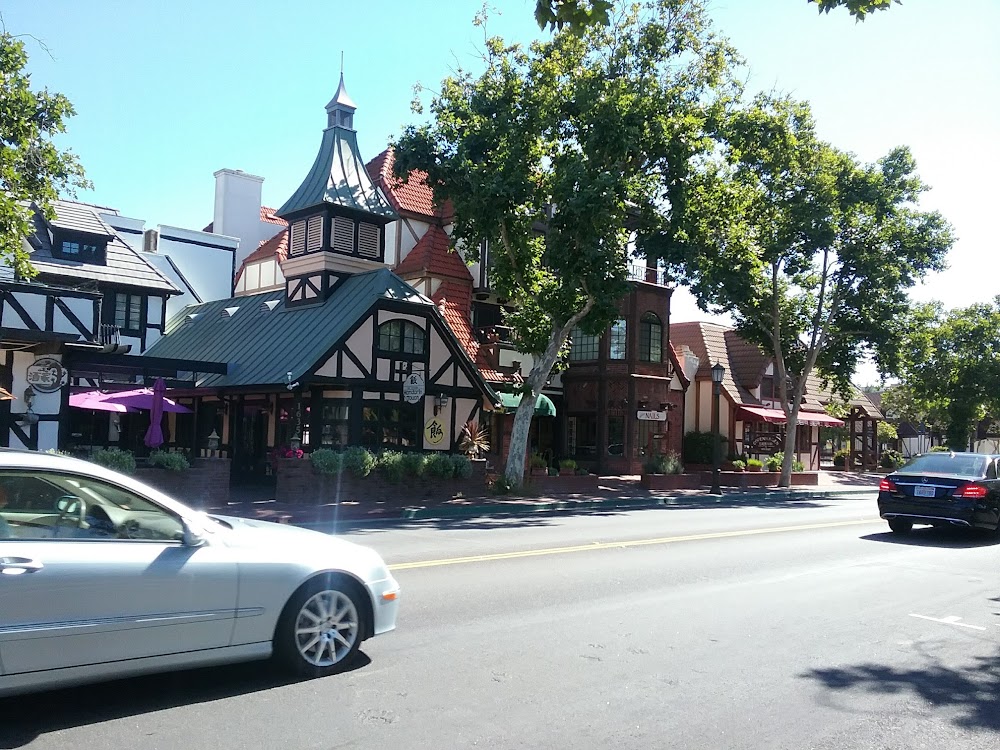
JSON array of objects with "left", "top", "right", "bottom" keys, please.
[{"left": 710, "top": 362, "right": 725, "bottom": 496}]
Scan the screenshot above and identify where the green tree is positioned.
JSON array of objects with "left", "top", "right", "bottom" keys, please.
[
  {"left": 648, "top": 95, "right": 953, "bottom": 486},
  {"left": 536, "top": 0, "right": 899, "bottom": 31},
  {"left": 394, "top": 0, "right": 738, "bottom": 485},
  {"left": 0, "top": 32, "right": 90, "bottom": 279},
  {"left": 892, "top": 300, "right": 1000, "bottom": 450}
]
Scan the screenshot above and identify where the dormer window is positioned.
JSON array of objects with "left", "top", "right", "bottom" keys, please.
[{"left": 54, "top": 235, "right": 105, "bottom": 263}]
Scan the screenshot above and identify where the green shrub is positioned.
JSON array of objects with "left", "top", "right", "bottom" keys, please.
[
  {"left": 793, "top": 458, "right": 805, "bottom": 472},
  {"left": 90, "top": 447, "right": 136, "bottom": 475},
  {"left": 401, "top": 452, "right": 428, "bottom": 478},
  {"left": 765, "top": 453, "right": 782, "bottom": 472},
  {"left": 148, "top": 450, "right": 190, "bottom": 472},
  {"left": 492, "top": 474, "right": 517, "bottom": 495},
  {"left": 310, "top": 449, "right": 344, "bottom": 475},
  {"left": 425, "top": 452, "right": 456, "bottom": 479},
  {"left": 880, "top": 449, "right": 904, "bottom": 469},
  {"left": 559, "top": 458, "right": 577, "bottom": 471},
  {"left": 529, "top": 452, "right": 548, "bottom": 469},
  {"left": 832, "top": 449, "right": 850, "bottom": 467},
  {"left": 377, "top": 451, "right": 405, "bottom": 483},
  {"left": 746, "top": 458, "right": 764, "bottom": 470},
  {"left": 731, "top": 459, "right": 746, "bottom": 471},
  {"left": 643, "top": 452, "right": 683, "bottom": 475},
  {"left": 450, "top": 454, "right": 473, "bottom": 479},
  {"left": 343, "top": 446, "right": 375, "bottom": 478},
  {"left": 682, "top": 431, "right": 727, "bottom": 465}
]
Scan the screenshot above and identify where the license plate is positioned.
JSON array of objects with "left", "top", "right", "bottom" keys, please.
[{"left": 914, "top": 485, "right": 936, "bottom": 498}]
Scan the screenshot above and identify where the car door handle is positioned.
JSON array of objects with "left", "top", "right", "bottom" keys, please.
[{"left": 0, "top": 557, "right": 44, "bottom": 574}]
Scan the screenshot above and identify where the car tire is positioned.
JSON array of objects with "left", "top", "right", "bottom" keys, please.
[
  {"left": 888, "top": 519, "right": 913, "bottom": 534},
  {"left": 274, "top": 574, "right": 367, "bottom": 678}
]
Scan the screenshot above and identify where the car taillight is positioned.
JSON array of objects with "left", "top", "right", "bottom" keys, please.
[
  {"left": 879, "top": 478, "right": 897, "bottom": 493},
  {"left": 954, "top": 483, "right": 988, "bottom": 499}
]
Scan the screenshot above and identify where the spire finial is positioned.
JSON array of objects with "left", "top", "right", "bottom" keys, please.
[{"left": 340, "top": 51, "right": 344, "bottom": 75}]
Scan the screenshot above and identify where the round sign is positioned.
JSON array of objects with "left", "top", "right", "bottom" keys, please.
[
  {"left": 424, "top": 417, "right": 446, "bottom": 446},
  {"left": 402, "top": 373, "right": 425, "bottom": 404},
  {"left": 26, "top": 357, "right": 66, "bottom": 393}
]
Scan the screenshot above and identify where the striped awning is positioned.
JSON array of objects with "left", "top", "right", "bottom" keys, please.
[{"left": 736, "top": 405, "right": 844, "bottom": 427}]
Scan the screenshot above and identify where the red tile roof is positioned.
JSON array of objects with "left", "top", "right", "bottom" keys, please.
[
  {"left": 234, "top": 230, "right": 287, "bottom": 287},
  {"left": 395, "top": 226, "right": 472, "bottom": 282},
  {"left": 260, "top": 206, "right": 288, "bottom": 227},
  {"left": 366, "top": 148, "right": 453, "bottom": 221}
]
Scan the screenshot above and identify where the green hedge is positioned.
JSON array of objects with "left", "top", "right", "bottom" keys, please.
[
  {"left": 682, "top": 431, "right": 727, "bottom": 465},
  {"left": 90, "top": 448, "right": 136, "bottom": 475}
]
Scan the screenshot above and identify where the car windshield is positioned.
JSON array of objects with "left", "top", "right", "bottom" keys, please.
[{"left": 899, "top": 452, "right": 988, "bottom": 477}]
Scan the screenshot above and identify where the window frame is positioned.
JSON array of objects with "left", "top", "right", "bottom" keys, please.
[
  {"left": 639, "top": 312, "right": 663, "bottom": 363},
  {"left": 52, "top": 232, "right": 105, "bottom": 263},
  {"left": 569, "top": 327, "right": 600, "bottom": 362},
  {"left": 378, "top": 319, "right": 426, "bottom": 356},
  {"left": 360, "top": 401, "right": 421, "bottom": 450},
  {"left": 609, "top": 319, "right": 627, "bottom": 360},
  {"left": 110, "top": 291, "right": 144, "bottom": 334}
]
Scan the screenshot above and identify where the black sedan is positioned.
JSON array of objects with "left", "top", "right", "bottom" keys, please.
[{"left": 878, "top": 452, "right": 1000, "bottom": 535}]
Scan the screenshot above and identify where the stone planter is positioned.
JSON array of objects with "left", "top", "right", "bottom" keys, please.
[{"left": 530, "top": 468, "right": 548, "bottom": 477}]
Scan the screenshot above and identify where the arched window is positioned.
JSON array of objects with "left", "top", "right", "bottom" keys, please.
[
  {"left": 378, "top": 320, "right": 426, "bottom": 355},
  {"left": 639, "top": 312, "right": 662, "bottom": 362}
]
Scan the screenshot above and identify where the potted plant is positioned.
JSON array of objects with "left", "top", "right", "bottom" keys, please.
[
  {"left": 746, "top": 458, "right": 764, "bottom": 472},
  {"left": 458, "top": 420, "right": 490, "bottom": 458},
  {"left": 765, "top": 453, "right": 782, "bottom": 472},
  {"left": 529, "top": 453, "right": 548, "bottom": 476},
  {"left": 731, "top": 459, "right": 746, "bottom": 472},
  {"left": 559, "top": 458, "right": 577, "bottom": 476}
]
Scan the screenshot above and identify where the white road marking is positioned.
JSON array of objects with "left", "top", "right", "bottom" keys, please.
[{"left": 909, "top": 613, "right": 986, "bottom": 631}]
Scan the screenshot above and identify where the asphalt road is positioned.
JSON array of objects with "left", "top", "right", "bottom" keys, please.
[{"left": 3, "top": 494, "right": 999, "bottom": 750}]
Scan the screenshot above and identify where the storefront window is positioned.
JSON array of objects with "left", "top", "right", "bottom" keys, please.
[
  {"left": 607, "top": 416, "right": 624, "bottom": 456},
  {"left": 569, "top": 328, "right": 600, "bottom": 361},
  {"left": 361, "top": 402, "right": 420, "bottom": 449},
  {"left": 571, "top": 414, "right": 598, "bottom": 457},
  {"left": 319, "top": 401, "right": 350, "bottom": 448}
]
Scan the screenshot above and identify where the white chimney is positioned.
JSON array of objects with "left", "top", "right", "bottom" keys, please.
[{"left": 213, "top": 168, "right": 264, "bottom": 268}]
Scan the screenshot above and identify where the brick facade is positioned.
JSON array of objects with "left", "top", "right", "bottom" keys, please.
[{"left": 133, "top": 458, "right": 231, "bottom": 508}]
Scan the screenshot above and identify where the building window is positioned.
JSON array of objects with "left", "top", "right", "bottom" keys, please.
[
  {"left": 639, "top": 312, "right": 662, "bottom": 363},
  {"left": 569, "top": 328, "right": 600, "bottom": 361},
  {"left": 571, "top": 414, "right": 598, "bottom": 458},
  {"left": 378, "top": 320, "right": 426, "bottom": 355},
  {"left": 361, "top": 402, "right": 420, "bottom": 449},
  {"left": 609, "top": 319, "right": 626, "bottom": 360},
  {"left": 319, "top": 401, "right": 350, "bottom": 448},
  {"left": 57, "top": 238, "right": 101, "bottom": 262},
  {"left": 607, "top": 416, "right": 625, "bottom": 456},
  {"left": 113, "top": 293, "right": 142, "bottom": 333}
]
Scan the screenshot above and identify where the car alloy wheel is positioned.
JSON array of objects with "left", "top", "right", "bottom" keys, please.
[{"left": 294, "top": 589, "right": 359, "bottom": 667}]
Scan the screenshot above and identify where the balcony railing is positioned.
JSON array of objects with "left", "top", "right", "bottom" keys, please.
[
  {"left": 97, "top": 324, "right": 121, "bottom": 347},
  {"left": 627, "top": 264, "right": 670, "bottom": 287}
]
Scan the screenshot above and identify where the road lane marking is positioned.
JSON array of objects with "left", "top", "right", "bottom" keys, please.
[
  {"left": 909, "top": 614, "right": 987, "bottom": 631},
  {"left": 388, "top": 518, "right": 880, "bottom": 571}
]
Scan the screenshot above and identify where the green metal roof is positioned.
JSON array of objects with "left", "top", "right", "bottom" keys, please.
[
  {"left": 144, "top": 269, "right": 429, "bottom": 389},
  {"left": 499, "top": 391, "right": 557, "bottom": 417},
  {"left": 276, "top": 125, "right": 396, "bottom": 220}
]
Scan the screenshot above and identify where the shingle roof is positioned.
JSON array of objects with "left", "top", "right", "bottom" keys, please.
[
  {"left": 670, "top": 321, "right": 756, "bottom": 404},
  {"left": 260, "top": 206, "right": 287, "bottom": 228},
  {"left": 395, "top": 226, "right": 472, "bottom": 282},
  {"left": 366, "top": 148, "right": 453, "bottom": 221},
  {"left": 27, "top": 201, "right": 179, "bottom": 294},
  {"left": 277, "top": 125, "right": 396, "bottom": 220}
]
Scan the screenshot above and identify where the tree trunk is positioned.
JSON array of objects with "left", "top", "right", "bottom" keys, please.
[
  {"left": 780, "top": 407, "right": 799, "bottom": 488},
  {"left": 503, "top": 301, "right": 594, "bottom": 487}
]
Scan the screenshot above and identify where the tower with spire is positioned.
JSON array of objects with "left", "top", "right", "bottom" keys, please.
[{"left": 276, "top": 73, "right": 397, "bottom": 306}]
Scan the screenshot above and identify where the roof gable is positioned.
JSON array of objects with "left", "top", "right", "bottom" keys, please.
[{"left": 395, "top": 226, "right": 472, "bottom": 282}]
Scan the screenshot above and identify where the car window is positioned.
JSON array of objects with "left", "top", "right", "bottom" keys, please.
[
  {"left": 988, "top": 460, "right": 998, "bottom": 480},
  {"left": 899, "top": 453, "right": 988, "bottom": 477},
  {"left": 0, "top": 470, "right": 184, "bottom": 543}
]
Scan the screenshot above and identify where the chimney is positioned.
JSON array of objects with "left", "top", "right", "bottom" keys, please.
[
  {"left": 142, "top": 229, "right": 158, "bottom": 254},
  {"left": 213, "top": 168, "right": 264, "bottom": 268}
]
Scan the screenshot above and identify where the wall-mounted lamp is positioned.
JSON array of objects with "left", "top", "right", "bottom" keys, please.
[
  {"left": 207, "top": 429, "right": 220, "bottom": 451},
  {"left": 638, "top": 399, "right": 649, "bottom": 410},
  {"left": 289, "top": 434, "right": 302, "bottom": 451},
  {"left": 434, "top": 393, "right": 450, "bottom": 416}
]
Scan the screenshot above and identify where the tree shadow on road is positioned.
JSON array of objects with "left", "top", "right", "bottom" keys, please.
[
  {"left": 802, "top": 648, "right": 1000, "bottom": 732},
  {"left": 0, "top": 652, "right": 371, "bottom": 749}
]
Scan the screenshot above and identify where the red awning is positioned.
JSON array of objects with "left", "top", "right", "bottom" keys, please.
[{"left": 736, "top": 405, "right": 844, "bottom": 427}]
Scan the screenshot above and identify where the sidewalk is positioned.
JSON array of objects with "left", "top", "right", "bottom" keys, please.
[{"left": 205, "top": 471, "right": 882, "bottom": 528}]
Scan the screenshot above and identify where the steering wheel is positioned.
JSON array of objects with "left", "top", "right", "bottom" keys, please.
[
  {"left": 118, "top": 519, "right": 143, "bottom": 540},
  {"left": 53, "top": 495, "right": 86, "bottom": 537}
]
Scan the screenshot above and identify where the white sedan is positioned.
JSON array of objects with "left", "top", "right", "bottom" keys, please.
[{"left": 0, "top": 450, "right": 399, "bottom": 697}]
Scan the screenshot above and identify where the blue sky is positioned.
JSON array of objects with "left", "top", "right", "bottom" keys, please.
[{"left": 7, "top": 0, "right": 999, "bottom": 373}]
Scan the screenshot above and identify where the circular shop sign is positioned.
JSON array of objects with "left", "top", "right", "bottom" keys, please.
[
  {"left": 402, "top": 373, "right": 425, "bottom": 404},
  {"left": 424, "top": 416, "right": 446, "bottom": 446},
  {"left": 26, "top": 357, "right": 66, "bottom": 393}
]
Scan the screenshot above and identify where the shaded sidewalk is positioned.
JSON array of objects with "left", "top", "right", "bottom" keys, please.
[{"left": 207, "top": 471, "right": 882, "bottom": 527}]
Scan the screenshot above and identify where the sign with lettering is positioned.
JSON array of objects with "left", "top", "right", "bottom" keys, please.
[
  {"left": 424, "top": 416, "right": 445, "bottom": 446},
  {"left": 637, "top": 410, "right": 667, "bottom": 421},
  {"left": 26, "top": 357, "right": 66, "bottom": 393},
  {"left": 749, "top": 433, "right": 783, "bottom": 453},
  {"left": 402, "top": 373, "right": 425, "bottom": 404}
]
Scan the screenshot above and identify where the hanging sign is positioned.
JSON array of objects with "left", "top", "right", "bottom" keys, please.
[
  {"left": 424, "top": 416, "right": 446, "bottom": 446},
  {"left": 637, "top": 410, "right": 667, "bottom": 421},
  {"left": 402, "top": 373, "right": 425, "bottom": 404},
  {"left": 750, "top": 433, "right": 783, "bottom": 453},
  {"left": 26, "top": 357, "right": 66, "bottom": 393}
]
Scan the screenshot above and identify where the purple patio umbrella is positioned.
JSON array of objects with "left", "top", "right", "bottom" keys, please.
[
  {"left": 143, "top": 378, "right": 167, "bottom": 449},
  {"left": 69, "top": 390, "right": 135, "bottom": 413}
]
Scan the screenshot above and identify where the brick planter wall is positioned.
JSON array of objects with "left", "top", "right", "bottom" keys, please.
[
  {"left": 524, "top": 474, "right": 601, "bottom": 494},
  {"left": 640, "top": 471, "right": 821, "bottom": 490},
  {"left": 274, "top": 457, "right": 489, "bottom": 505},
  {"left": 134, "top": 458, "right": 231, "bottom": 508},
  {"left": 640, "top": 473, "right": 706, "bottom": 490}
]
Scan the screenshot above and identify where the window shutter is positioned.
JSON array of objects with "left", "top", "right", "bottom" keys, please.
[
  {"left": 331, "top": 216, "right": 355, "bottom": 253},
  {"left": 358, "top": 223, "right": 380, "bottom": 258},
  {"left": 290, "top": 221, "right": 306, "bottom": 256},
  {"left": 306, "top": 215, "right": 323, "bottom": 251}
]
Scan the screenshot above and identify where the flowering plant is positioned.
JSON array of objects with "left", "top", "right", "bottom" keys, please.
[{"left": 285, "top": 448, "right": 304, "bottom": 459}]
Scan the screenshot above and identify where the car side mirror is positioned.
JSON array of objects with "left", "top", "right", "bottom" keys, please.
[
  {"left": 56, "top": 495, "right": 81, "bottom": 514},
  {"left": 182, "top": 520, "right": 208, "bottom": 548}
]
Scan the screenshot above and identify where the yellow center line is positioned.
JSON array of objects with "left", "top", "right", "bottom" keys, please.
[{"left": 388, "top": 517, "right": 881, "bottom": 571}]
